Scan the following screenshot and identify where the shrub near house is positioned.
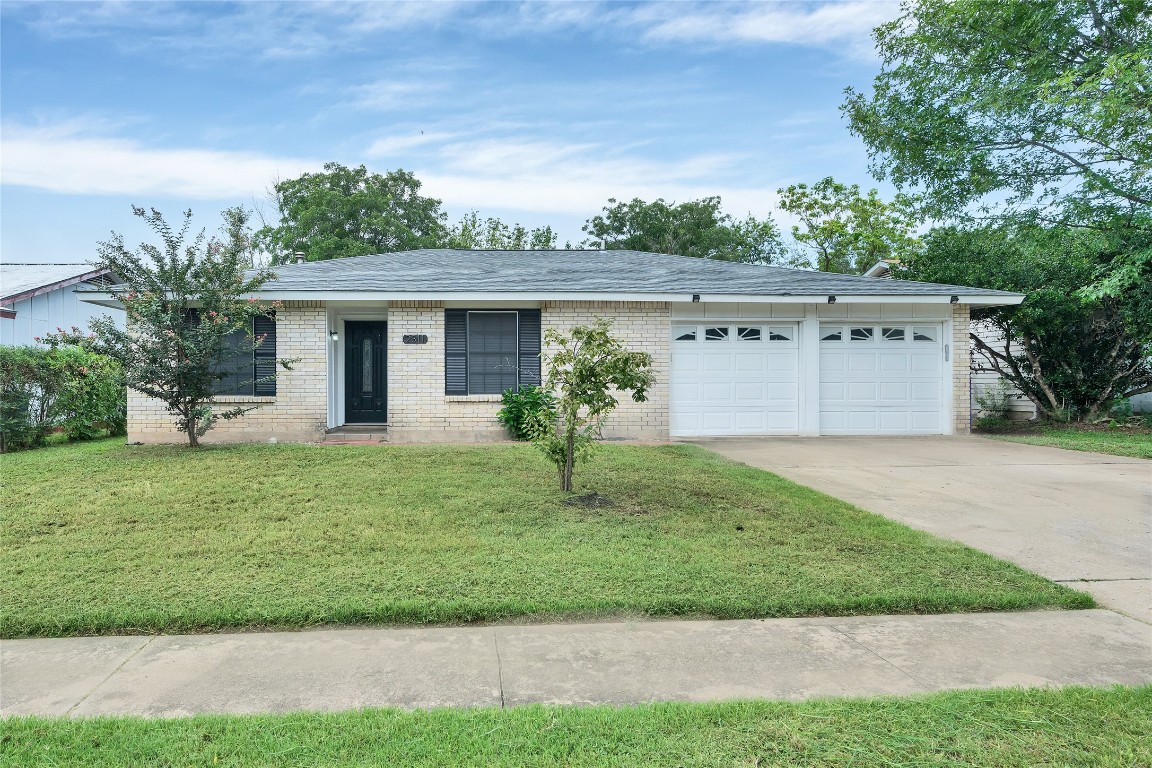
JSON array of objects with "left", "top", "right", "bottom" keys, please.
[{"left": 0, "top": 343, "right": 125, "bottom": 452}]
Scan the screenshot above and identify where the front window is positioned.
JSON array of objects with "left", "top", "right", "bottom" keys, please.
[{"left": 467, "top": 312, "right": 519, "bottom": 394}]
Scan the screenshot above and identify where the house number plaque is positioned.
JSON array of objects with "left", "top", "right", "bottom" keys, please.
[{"left": 402, "top": 334, "right": 429, "bottom": 344}]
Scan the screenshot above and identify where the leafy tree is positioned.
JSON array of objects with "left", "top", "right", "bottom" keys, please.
[
  {"left": 528, "top": 320, "right": 654, "bottom": 492},
  {"left": 897, "top": 225, "right": 1152, "bottom": 421},
  {"left": 45, "top": 206, "right": 289, "bottom": 447},
  {"left": 256, "top": 162, "right": 448, "bottom": 263},
  {"left": 843, "top": 0, "right": 1152, "bottom": 293},
  {"left": 776, "top": 177, "right": 920, "bottom": 273},
  {"left": 582, "top": 197, "right": 784, "bottom": 264},
  {"left": 447, "top": 211, "right": 558, "bottom": 250},
  {"left": 0, "top": 344, "right": 126, "bottom": 451}
]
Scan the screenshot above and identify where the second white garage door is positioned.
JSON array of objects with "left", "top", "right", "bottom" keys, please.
[
  {"left": 670, "top": 322, "right": 800, "bottom": 436},
  {"left": 819, "top": 323, "right": 946, "bottom": 434}
]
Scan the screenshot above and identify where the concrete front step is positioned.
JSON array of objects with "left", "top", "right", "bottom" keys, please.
[{"left": 323, "top": 427, "right": 389, "bottom": 444}]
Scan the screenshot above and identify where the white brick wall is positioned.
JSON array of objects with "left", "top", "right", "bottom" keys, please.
[
  {"left": 952, "top": 303, "right": 972, "bottom": 435},
  {"left": 128, "top": 302, "right": 328, "bottom": 444},
  {"left": 385, "top": 301, "right": 671, "bottom": 442},
  {"left": 541, "top": 301, "right": 670, "bottom": 440}
]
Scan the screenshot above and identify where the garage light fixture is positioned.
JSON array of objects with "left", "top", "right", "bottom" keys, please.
[
  {"left": 329, "top": 330, "right": 339, "bottom": 342},
  {"left": 950, "top": 295, "right": 959, "bottom": 303},
  {"left": 692, "top": 294, "right": 700, "bottom": 302},
  {"left": 827, "top": 295, "right": 836, "bottom": 304}
]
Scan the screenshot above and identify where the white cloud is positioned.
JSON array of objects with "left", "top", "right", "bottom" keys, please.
[
  {"left": 415, "top": 136, "right": 782, "bottom": 220},
  {"left": 8, "top": 1, "right": 896, "bottom": 59},
  {"left": 0, "top": 124, "right": 791, "bottom": 232},
  {"left": 1, "top": 123, "right": 319, "bottom": 199},
  {"left": 637, "top": 1, "right": 897, "bottom": 56},
  {"left": 366, "top": 131, "right": 460, "bottom": 157}
]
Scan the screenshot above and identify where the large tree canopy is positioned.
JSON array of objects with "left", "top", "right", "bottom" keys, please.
[
  {"left": 843, "top": 0, "right": 1151, "bottom": 292},
  {"left": 256, "top": 163, "right": 449, "bottom": 263},
  {"left": 582, "top": 196, "right": 784, "bottom": 264},
  {"left": 776, "top": 177, "right": 919, "bottom": 273},
  {"left": 897, "top": 225, "right": 1152, "bottom": 421},
  {"left": 844, "top": 0, "right": 1151, "bottom": 222}
]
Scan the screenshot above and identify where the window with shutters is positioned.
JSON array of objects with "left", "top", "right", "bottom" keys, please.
[
  {"left": 444, "top": 309, "right": 541, "bottom": 396},
  {"left": 211, "top": 313, "right": 278, "bottom": 397}
]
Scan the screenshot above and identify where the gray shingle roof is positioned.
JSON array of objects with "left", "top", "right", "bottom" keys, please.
[{"left": 254, "top": 249, "right": 1018, "bottom": 298}]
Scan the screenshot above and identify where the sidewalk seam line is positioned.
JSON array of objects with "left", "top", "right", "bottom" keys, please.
[
  {"left": 492, "top": 628, "right": 506, "bottom": 709},
  {"left": 829, "top": 624, "right": 932, "bottom": 692},
  {"left": 65, "top": 636, "right": 156, "bottom": 716}
]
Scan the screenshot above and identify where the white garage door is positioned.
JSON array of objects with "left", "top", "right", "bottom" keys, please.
[
  {"left": 819, "top": 323, "right": 945, "bottom": 434},
  {"left": 671, "top": 322, "right": 800, "bottom": 436}
]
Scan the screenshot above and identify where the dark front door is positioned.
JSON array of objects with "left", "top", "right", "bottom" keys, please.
[{"left": 345, "top": 321, "right": 387, "bottom": 423}]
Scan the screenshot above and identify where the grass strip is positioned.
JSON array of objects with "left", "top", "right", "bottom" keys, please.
[{"left": 3, "top": 686, "right": 1149, "bottom": 767}]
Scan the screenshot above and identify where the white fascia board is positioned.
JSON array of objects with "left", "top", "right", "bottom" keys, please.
[
  {"left": 245, "top": 290, "right": 1026, "bottom": 305},
  {"left": 689, "top": 294, "right": 1024, "bottom": 305},
  {"left": 79, "top": 288, "right": 1024, "bottom": 307}
]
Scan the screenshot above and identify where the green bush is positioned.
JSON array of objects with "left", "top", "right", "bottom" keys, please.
[
  {"left": 0, "top": 345, "right": 126, "bottom": 452},
  {"left": 497, "top": 385, "right": 557, "bottom": 440}
]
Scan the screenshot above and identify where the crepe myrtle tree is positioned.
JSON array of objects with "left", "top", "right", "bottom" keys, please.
[
  {"left": 527, "top": 320, "right": 654, "bottom": 492},
  {"left": 43, "top": 206, "right": 292, "bottom": 446}
]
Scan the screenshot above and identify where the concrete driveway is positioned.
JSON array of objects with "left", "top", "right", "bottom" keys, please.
[{"left": 693, "top": 436, "right": 1152, "bottom": 623}]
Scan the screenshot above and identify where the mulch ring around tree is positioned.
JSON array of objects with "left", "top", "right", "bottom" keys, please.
[{"left": 563, "top": 492, "right": 615, "bottom": 509}]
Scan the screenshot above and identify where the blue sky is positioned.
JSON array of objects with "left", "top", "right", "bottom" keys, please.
[{"left": 1, "top": 1, "right": 900, "bottom": 263}]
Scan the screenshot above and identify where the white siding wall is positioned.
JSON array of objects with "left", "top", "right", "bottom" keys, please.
[{"left": 0, "top": 283, "right": 123, "bottom": 347}]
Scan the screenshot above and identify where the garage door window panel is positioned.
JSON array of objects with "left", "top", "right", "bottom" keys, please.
[
  {"left": 674, "top": 326, "right": 698, "bottom": 342},
  {"left": 705, "top": 326, "right": 730, "bottom": 342},
  {"left": 850, "top": 327, "right": 875, "bottom": 342},
  {"left": 821, "top": 327, "right": 844, "bottom": 342},
  {"left": 737, "top": 326, "right": 762, "bottom": 342},
  {"left": 882, "top": 327, "right": 906, "bottom": 341}
]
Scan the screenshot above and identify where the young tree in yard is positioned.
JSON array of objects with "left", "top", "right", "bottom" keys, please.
[
  {"left": 776, "top": 177, "right": 920, "bottom": 273},
  {"left": 582, "top": 197, "right": 784, "bottom": 264},
  {"left": 45, "top": 206, "right": 288, "bottom": 447},
  {"left": 446, "top": 211, "right": 558, "bottom": 250},
  {"left": 898, "top": 225, "right": 1152, "bottom": 421},
  {"left": 843, "top": 0, "right": 1151, "bottom": 295},
  {"left": 528, "top": 320, "right": 654, "bottom": 492},
  {"left": 256, "top": 162, "right": 448, "bottom": 263}
]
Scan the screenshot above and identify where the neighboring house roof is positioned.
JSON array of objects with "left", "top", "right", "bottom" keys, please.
[
  {"left": 1, "top": 263, "right": 114, "bottom": 306},
  {"left": 247, "top": 249, "right": 1020, "bottom": 303}
]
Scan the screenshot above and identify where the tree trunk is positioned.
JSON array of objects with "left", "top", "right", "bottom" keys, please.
[
  {"left": 562, "top": 427, "right": 575, "bottom": 492},
  {"left": 186, "top": 405, "right": 199, "bottom": 448}
]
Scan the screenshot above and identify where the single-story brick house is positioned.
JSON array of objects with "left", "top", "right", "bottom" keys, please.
[{"left": 82, "top": 249, "right": 1023, "bottom": 443}]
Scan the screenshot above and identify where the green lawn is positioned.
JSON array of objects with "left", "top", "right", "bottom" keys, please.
[
  {"left": 1, "top": 439, "right": 1090, "bottom": 638},
  {"left": 4, "top": 686, "right": 1148, "bottom": 767},
  {"left": 988, "top": 426, "right": 1152, "bottom": 459}
]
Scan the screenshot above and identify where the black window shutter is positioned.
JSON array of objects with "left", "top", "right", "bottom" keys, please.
[
  {"left": 444, "top": 309, "right": 468, "bottom": 395},
  {"left": 517, "top": 309, "right": 541, "bottom": 388},
  {"left": 253, "top": 313, "right": 277, "bottom": 396}
]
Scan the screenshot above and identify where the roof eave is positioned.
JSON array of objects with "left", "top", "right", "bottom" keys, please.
[{"left": 1, "top": 268, "right": 112, "bottom": 305}]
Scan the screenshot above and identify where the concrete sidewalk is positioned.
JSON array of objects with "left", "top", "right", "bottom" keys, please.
[{"left": 3, "top": 609, "right": 1150, "bottom": 718}]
